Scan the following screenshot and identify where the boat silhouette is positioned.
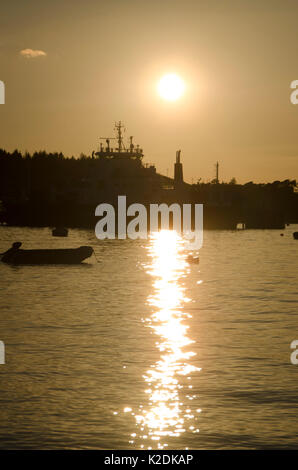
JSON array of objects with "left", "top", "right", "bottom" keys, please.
[
  {"left": 1, "top": 242, "right": 93, "bottom": 265},
  {"left": 52, "top": 227, "right": 68, "bottom": 237}
]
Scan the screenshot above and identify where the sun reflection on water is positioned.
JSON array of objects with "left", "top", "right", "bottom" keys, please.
[{"left": 132, "top": 230, "right": 201, "bottom": 449}]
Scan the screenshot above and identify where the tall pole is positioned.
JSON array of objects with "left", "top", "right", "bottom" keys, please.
[{"left": 215, "top": 161, "right": 219, "bottom": 183}]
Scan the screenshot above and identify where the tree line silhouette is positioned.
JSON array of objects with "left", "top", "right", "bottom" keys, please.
[{"left": 0, "top": 148, "right": 297, "bottom": 228}]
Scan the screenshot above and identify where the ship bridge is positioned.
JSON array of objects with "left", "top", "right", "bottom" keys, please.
[{"left": 92, "top": 121, "right": 144, "bottom": 160}]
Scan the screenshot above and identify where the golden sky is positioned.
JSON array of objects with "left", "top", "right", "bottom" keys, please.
[{"left": 0, "top": 0, "right": 298, "bottom": 183}]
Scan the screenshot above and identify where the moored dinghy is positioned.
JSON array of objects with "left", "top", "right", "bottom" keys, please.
[
  {"left": 52, "top": 227, "right": 68, "bottom": 237},
  {"left": 1, "top": 242, "right": 93, "bottom": 264}
]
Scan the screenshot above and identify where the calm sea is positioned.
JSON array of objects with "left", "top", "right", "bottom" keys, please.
[{"left": 0, "top": 226, "right": 297, "bottom": 449}]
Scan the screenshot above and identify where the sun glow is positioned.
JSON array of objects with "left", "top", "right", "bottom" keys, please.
[{"left": 157, "top": 74, "right": 185, "bottom": 101}]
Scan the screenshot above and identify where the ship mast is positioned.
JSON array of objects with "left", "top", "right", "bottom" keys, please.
[{"left": 115, "top": 121, "right": 126, "bottom": 153}]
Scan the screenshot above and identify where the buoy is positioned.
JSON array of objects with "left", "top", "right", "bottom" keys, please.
[
  {"left": 187, "top": 255, "right": 200, "bottom": 264},
  {"left": 52, "top": 227, "right": 68, "bottom": 237}
]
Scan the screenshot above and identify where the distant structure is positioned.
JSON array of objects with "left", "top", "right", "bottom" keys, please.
[
  {"left": 215, "top": 161, "right": 219, "bottom": 184},
  {"left": 174, "top": 149, "right": 184, "bottom": 189},
  {"left": 92, "top": 121, "right": 143, "bottom": 160}
]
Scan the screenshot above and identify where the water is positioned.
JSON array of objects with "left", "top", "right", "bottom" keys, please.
[{"left": 0, "top": 226, "right": 297, "bottom": 449}]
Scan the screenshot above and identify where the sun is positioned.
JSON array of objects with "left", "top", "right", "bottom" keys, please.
[{"left": 157, "top": 74, "right": 185, "bottom": 101}]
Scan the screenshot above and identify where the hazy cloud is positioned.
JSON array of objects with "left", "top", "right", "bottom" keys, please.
[{"left": 20, "top": 48, "right": 47, "bottom": 59}]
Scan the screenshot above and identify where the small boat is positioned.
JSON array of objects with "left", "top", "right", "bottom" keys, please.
[
  {"left": 52, "top": 227, "right": 68, "bottom": 237},
  {"left": 1, "top": 242, "right": 93, "bottom": 265},
  {"left": 293, "top": 232, "right": 298, "bottom": 240}
]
